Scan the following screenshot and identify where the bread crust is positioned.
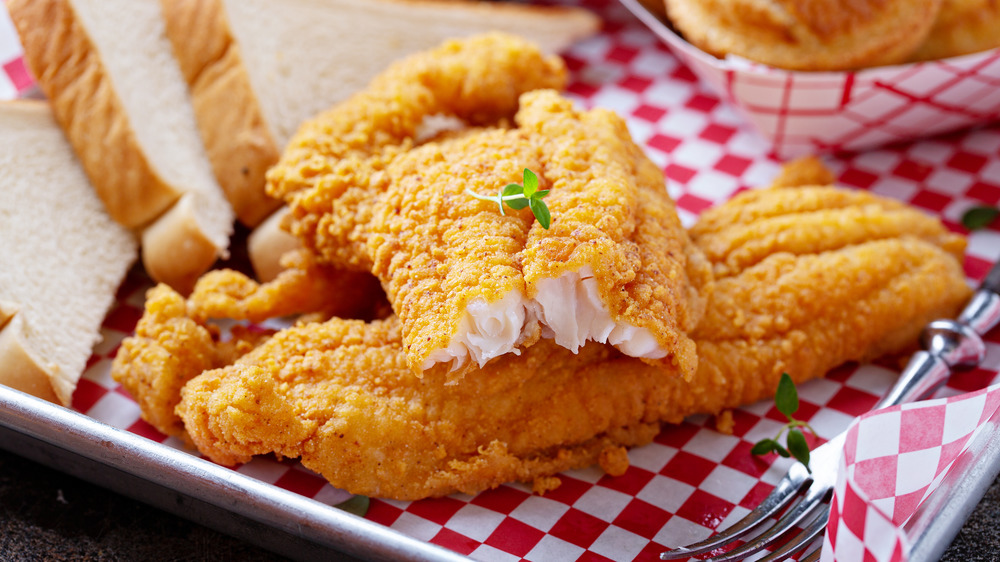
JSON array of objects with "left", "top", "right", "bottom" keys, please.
[
  {"left": 8, "top": 0, "right": 181, "bottom": 228},
  {"left": 247, "top": 207, "right": 302, "bottom": 283},
  {"left": 0, "top": 308, "right": 64, "bottom": 405},
  {"left": 141, "top": 194, "right": 223, "bottom": 295},
  {"left": 160, "top": 0, "right": 282, "bottom": 227},
  {"left": 665, "top": 0, "right": 943, "bottom": 70}
]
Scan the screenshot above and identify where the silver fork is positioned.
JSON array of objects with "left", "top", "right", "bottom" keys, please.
[{"left": 661, "top": 259, "right": 1000, "bottom": 562}]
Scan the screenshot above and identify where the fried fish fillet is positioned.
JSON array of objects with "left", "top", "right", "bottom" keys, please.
[
  {"left": 516, "top": 91, "right": 710, "bottom": 372},
  {"left": 112, "top": 176, "right": 971, "bottom": 500},
  {"left": 265, "top": 32, "right": 568, "bottom": 272},
  {"left": 270, "top": 33, "right": 710, "bottom": 377},
  {"left": 161, "top": 232, "right": 967, "bottom": 500},
  {"left": 367, "top": 90, "right": 711, "bottom": 378}
]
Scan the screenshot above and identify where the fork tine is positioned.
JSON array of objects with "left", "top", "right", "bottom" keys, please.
[
  {"left": 659, "top": 463, "right": 812, "bottom": 560},
  {"left": 701, "top": 482, "right": 832, "bottom": 561},
  {"left": 756, "top": 508, "right": 829, "bottom": 562}
]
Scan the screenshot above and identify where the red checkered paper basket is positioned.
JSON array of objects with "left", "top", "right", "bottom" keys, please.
[
  {"left": 620, "top": 0, "right": 1000, "bottom": 159},
  {"left": 2, "top": 1, "right": 1000, "bottom": 560}
]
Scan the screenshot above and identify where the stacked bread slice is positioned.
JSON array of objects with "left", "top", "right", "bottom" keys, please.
[
  {"left": 9, "top": 0, "right": 234, "bottom": 294},
  {"left": 0, "top": 101, "right": 138, "bottom": 405},
  {"left": 8, "top": 0, "right": 599, "bottom": 288}
]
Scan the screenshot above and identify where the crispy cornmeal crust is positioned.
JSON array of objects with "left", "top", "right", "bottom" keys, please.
[
  {"left": 689, "top": 185, "right": 967, "bottom": 278},
  {"left": 910, "top": 0, "right": 1000, "bottom": 61},
  {"left": 265, "top": 33, "right": 568, "bottom": 272},
  {"left": 516, "top": 91, "right": 710, "bottom": 377},
  {"left": 664, "top": 0, "right": 943, "bottom": 70}
]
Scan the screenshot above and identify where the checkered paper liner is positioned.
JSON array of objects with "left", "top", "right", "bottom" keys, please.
[
  {"left": 3, "top": 0, "right": 1000, "bottom": 560},
  {"left": 620, "top": 0, "right": 1000, "bottom": 159},
  {"left": 820, "top": 384, "right": 1000, "bottom": 562}
]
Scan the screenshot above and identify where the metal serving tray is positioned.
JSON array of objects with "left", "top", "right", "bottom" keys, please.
[
  {"left": 0, "top": 384, "right": 467, "bottom": 562},
  {"left": 4, "top": 373, "right": 1000, "bottom": 561}
]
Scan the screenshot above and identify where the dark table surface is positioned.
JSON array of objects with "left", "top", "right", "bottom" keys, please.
[{"left": 0, "top": 446, "right": 998, "bottom": 561}]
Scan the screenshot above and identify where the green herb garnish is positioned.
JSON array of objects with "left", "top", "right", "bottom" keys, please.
[
  {"left": 751, "top": 373, "right": 816, "bottom": 471},
  {"left": 467, "top": 168, "right": 551, "bottom": 229},
  {"left": 335, "top": 495, "right": 370, "bottom": 517},
  {"left": 961, "top": 205, "right": 999, "bottom": 231}
]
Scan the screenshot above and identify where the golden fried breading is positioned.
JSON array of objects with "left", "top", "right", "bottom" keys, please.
[
  {"left": 367, "top": 90, "right": 711, "bottom": 378},
  {"left": 517, "top": 90, "right": 710, "bottom": 375},
  {"left": 168, "top": 225, "right": 968, "bottom": 499},
  {"left": 689, "top": 185, "right": 967, "bottom": 278},
  {"left": 111, "top": 285, "right": 273, "bottom": 441},
  {"left": 114, "top": 152, "right": 972, "bottom": 500},
  {"left": 187, "top": 249, "right": 387, "bottom": 324},
  {"left": 665, "top": 0, "right": 942, "bottom": 70},
  {"left": 910, "top": 0, "right": 1000, "bottom": 61},
  {"left": 685, "top": 182, "right": 970, "bottom": 414},
  {"left": 768, "top": 155, "right": 836, "bottom": 188},
  {"left": 688, "top": 237, "right": 971, "bottom": 416},
  {"left": 265, "top": 33, "right": 568, "bottom": 271},
  {"left": 367, "top": 127, "right": 542, "bottom": 376},
  {"left": 176, "top": 318, "right": 681, "bottom": 499}
]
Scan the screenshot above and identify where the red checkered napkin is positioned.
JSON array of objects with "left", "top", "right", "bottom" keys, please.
[{"left": 822, "top": 383, "right": 1000, "bottom": 562}]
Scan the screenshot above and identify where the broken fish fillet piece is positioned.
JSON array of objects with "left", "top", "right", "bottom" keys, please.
[
  {"left": 367, "top": 90, "right": 712, "bottom": 378},
  {"left": 517, "top": 91, "right": 711, "bottom": 366}
]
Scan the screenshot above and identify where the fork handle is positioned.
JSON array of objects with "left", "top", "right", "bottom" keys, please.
[{"left": 874, "top": 286, "right": 1000, "bottom": 410}]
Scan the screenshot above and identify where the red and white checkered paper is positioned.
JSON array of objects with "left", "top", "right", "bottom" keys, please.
[
  {"left": 821, "top": 385, "right": 1000, "bottom": 562},
  {"left": 3, "top": 1, "right": 1000, "bottom": 560}
]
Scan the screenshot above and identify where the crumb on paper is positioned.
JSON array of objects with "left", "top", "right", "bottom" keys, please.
[
  {"left": 715, "top": 409, "right": 735, "bottom": 435},
  {"left": 769, "top": 156, "right": 836, "bottom": 188},
  {"left": 598, "top": 445, "right": 630, "bottom": 477},
  {"left": 532, "top": 475, "right": 562, "bottom": 496}
]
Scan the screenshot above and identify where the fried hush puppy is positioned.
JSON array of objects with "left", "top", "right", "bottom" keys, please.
[
  {"left": 367, "top": 90, "right": 711, "bottom": 378},
  {"left": 112, "top": 176, "right": 971, "bottom": 500}
]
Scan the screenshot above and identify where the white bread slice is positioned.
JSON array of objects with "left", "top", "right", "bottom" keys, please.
[
  {"left": 0, "top": 101, "right": 138, "bottom": 406},
  {"left": 8, "top": 0, "right": 234, "bottom": 294},
  {"left": 160, "top": 0, "right": 599, "bottom": 227}
]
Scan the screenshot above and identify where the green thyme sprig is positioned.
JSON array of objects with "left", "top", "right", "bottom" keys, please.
[
  {"left": 466, "top": 167, "right": 551, "bottom": 229},
  {"left": 751, "top": 373, "right": 816, "bottom": 471},
  {"left": 961, "top": 205, "right": 999, "bottom": 231}
]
